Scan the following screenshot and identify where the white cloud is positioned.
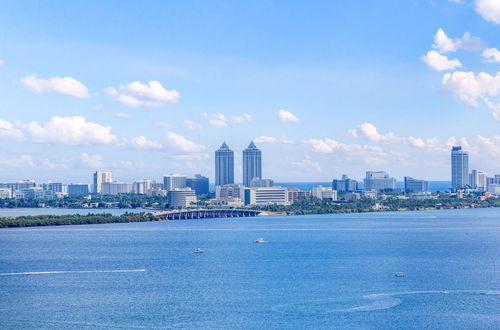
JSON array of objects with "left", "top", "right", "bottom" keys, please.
[
  {"left": 20, "top": 75, "right": 89, "bottom": 98},
  {"left": 129, "top": 136, "right": 163, "bottom": 149},
  {"left": 166, "top": 132, "right": 205, "bottom": 152},
  {"left": 115, "top": 112, "right": 133, "bottom": 119},
  {"left": 0, "top": 120, "right": 24, "bottom": 140},
  {"left": 482, "top": 48, "right": 500, "bottom": 63},
  {"left": 421, "top": 50, "right": 462, "bottom": 71},
  {"left": 442, "top": 71, "right": 500, "bottom": 118},
  {"left": 357, "top": 123, "right": 398, "bottom": 143},
  {"left": 0, "top": 154, "right": 34, "bottom": 168},
  {"left": 292, "top": 157, "right": 321, "bottom": 171},
  {"left": 80, "top": 153, "right": 104, "bottom": 169},
  {"left": 432, "top": 28, "right": 482, "bottom": 53},
  {"left": 22, "top": 116, "right": 117, "bottom": 145},
  {"left": 476, "top": 0, "right": 500, "bottom": 25},
  {"left": 207, "top": 112, "right": 250, "bottom": 127},
  {"left": 183, "top": 120, "right": 203, "bottom": 130},
  {"left": 278, "top": 109, "right": 299, "bottom": 123},
  {"left": 253, "top": 136, "right": 293, "bottom": 144},
  {"left": 106, "top": 81, "right": 179, "bottom": 107},
  {"left": 0, "top": 59, "right": 4, "bottom": 66}
]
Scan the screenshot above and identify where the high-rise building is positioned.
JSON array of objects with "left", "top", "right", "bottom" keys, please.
[
  {"left": 469, "top": 170, "right": 487, "bottom": 192},
  {"left": 332, "top": 174, "right": 358, "bottom": 192},
  {"left": 215, "top": 142, "right": 234, "bottom": 187},
  {"left": 132, "top": 180, "right": 154, "bottom": 194},
  {"left": 101, "top": 182, "right": 132, "bottom": 195},
  {"left": 242, "top": 141, "right": 262, "bottom": 187},
  {"left": 93, "top": 171, "right": 113, "bottom": 194},
  {"left": 363, "top": 171, "right": 396, "bottom": 192},
  {"left": 68, "top": 183, "right": 90, "bottom": 195},
  {"left": 186, "top": 174, "right": 209, "bottom": 195},
  {"left": 404, "top": 177, "right": 429, "bottom": 193},
  {"left": 451, "top": 146, "right": 469, "bottom": 190},
  {"left": 163, "top": 174, "right": 187, "bottom": 191}
]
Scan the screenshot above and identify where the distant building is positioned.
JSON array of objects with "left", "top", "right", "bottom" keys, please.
[
  {"left": 469, "top": 170, "right": 487, "bottom": 192},
  {"left": 244, "top": 186, "right": 288, "bottom": 205},
  {"left": 250, "top": 178, "right": 273, "bottom": 188},
  {"left": 363, "top": 171, "right": 396, "bottom": 192},
  {"left": 451, "top": 146, "right": 469, "bottom": 190},
  {"left": 132, "top": 180, "right": 154, "bottom": 194},
  {"left": 215, "top": 142, "right": 234, "bottom": 187},
  {"left": 68, "top": 183, "right": 90, "bottom": 195},
  {"left": 311, "top": 186, "right": 337, "bottom": 201},
  {"left": 216, "top": 184, "right": 245, "bottom": 200},
  {"left": 242, "top": 141, "right": 262, "bottom": 187},
  {"left": 0, "top": 188, "right": 12, "bottom": 199},
  {"left": 186, "top": 174, "right": 209, "bottom": 195},
  {"left": 93, "top": 171, "right": 113, "bottom": 194},
  {"left": 404, "top": 177, "right": 429, "bottom": 193},
  {"left": 168, "top": 188, "right": 197, "bottom": 208},
  {"left": 332, "top": 174, "right": 358, "bottom": 192},
  {"left": 101, "top": 182, "right": 132, "bottom": 195},
  {"left": 287, "top": 188, "right": 311, "bottom": 203},
  {"left": 47, "top": 182, "right": 66, "bottom": 194},
  {"left": 21, "top": 187, "right": 53, "bottom": 199},
  {"left": 0, "top": 180, "right": 36, "bottom": 191},
  {"left": 163, "top": 174, "right": 187, "bottom": 191}
]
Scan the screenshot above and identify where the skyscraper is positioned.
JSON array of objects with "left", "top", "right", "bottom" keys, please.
[
  {"left": 215, "top": 142, "right": 234, "bottom": 187},
  {"left": 93, "top": 171, "right": 112, "bottom": 194},
  {"left": 163, "top": 174, "right": 187, "bottom": 191},
  {"left": 451, "top": 146, "right": 469, "bottom": 190},
  {"left": 242, "top": 141, "right": 262, "bottom": 187},
  {"left": 363, "top": 171, "right": 396, "bottom": 192}
]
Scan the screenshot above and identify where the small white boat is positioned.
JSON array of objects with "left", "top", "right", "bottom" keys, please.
[
  {"left": 254, "top": 238, "right": 267, "bottom": 243},
  {"left": 394, "top": 272, "right": 406, "bottom": 277},
  {"left": 193, "top": 248, "right": 204, "bottom": 253}
]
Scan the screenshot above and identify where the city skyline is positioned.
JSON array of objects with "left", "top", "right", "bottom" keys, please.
[{"left": 1, "top": 1, "right": 500, "bottom": 182}]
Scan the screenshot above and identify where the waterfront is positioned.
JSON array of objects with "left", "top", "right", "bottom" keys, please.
[
  {"left": 0, "top": 207, "right": 151, "bottom": 218},
  {"left": 1, "top": 208, "right": 499, "bottom": 329}
]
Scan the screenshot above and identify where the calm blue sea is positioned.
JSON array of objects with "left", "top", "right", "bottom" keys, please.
[{"left": 1, "top": 208, "right": 499, "bottom": 329}]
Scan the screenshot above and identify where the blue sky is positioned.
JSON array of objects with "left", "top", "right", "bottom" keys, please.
[{"left": 0, "top": 0, "right": 499, "bottom": 183}]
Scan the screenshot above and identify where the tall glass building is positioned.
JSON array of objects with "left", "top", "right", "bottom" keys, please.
[
  {"left": 215, "top": 142, "right": 234, "bottom": 187},
  {"left": 451, "top": 146, "right": 469, "bottom": 190},
  {"left": 242, "top": 141, "right": 262, "bottom": 187}
]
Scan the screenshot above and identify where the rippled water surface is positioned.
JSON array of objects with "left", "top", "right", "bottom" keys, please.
[{"left": 1, "top": 208, "right": 499, "bottom": 329}]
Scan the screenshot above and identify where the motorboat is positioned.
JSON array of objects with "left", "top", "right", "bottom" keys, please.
[
  {"left": 254, "top": 238, "right": 267, "bottom": 243},
  {"left": 394, "top": 272, "right": 406, "bottom": 277},
  {"left": 193, "top": 248, "right": 204, "bottom": 253}
]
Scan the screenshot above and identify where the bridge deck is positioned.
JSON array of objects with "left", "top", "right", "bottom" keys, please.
[{"left": 153, "top": 209, "right": 283, "bottom": 220}]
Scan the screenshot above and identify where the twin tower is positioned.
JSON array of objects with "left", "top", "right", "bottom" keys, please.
[{"left": 215, "top": 142, "right": 262, "bottom": 187}]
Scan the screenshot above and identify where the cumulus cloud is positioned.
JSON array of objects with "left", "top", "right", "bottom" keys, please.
[
  {"left": 278, "top": 109, "right": 299, "bottom": 123},
  {"left": 0, "top": 120, "right": 24, "bottom": 140},
  {"left": 115, "top": 112, "right": 132, "bottom": 119},
  {"left": 292, "top": 157, "right": 321, "bottom": 171},
  {"left": 129, "top": 136, "right": 162, "bottom": 149},
  {"left": 421, "top": 50, "right": 462, "bottom": 71},
  {"left": 183, "top": 120, "right": 203, "bottom": 130},
  {"left": 21, "top": 116, "right": 117, "bottom": 145},
  {"left": 253, "top": 136, "right": 293, "bottom": 144},
  {"left": 432, "top": 28, "right": 482, "bottom": 53},
  {"left": 482, "top": 48, "right": 500, "bottom": 63},
  {"left": 165, "top": 132, "right": 205, "bottom": 152},
  {"left": 20, "top": 75, "right": 89, "bottom": 98},
  {"left": 0, "top": 154, "right": 34, "bottom": 168},
  {"left": 80, "top": 153, "right": 104, "bottom": 169},
  {"left": 207, "top": 112, "right": 251, "bottom": 127},
  {"left": 476, "top": 0, "right": 500, "bottom": 25},
  {"left": 106, "top": 81, "right": 179, "bottom": 107},
  {"left": 442, "top": 71, "right": 500, "bottom": 119},
  {"left": 356, "top": 123, "right": 398, "bottom": 143}
]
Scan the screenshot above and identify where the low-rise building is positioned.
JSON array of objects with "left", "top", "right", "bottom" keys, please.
[
  {"left": 101, "top": 182, "right": 132, "bottom": 195},
  {"left": 168, "top": 188, "right": 197, "bottom": 208},
  {"left": 311, "top": 186, "right": 337, "bottom": 201},
  {"left": 244, "top": 186, "right": 289, "bottom": 206},
  {"left": 287, "top": 188, "right": 311, "bottom": 203},
  {"left": 0, "top": 188, "right": 12, "bottom": 199}
]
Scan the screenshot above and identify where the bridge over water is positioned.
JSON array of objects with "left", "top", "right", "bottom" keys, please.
[{"left": 153, "top": 209, "right": 281, "bottom": 220}]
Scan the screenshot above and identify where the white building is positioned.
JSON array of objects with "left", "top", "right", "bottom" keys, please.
[
  {"left": 0, "top": 188, "right": 12, "bottom": 199},
  {"left": 101, "top": 182, "right": 132, "bottom": 195},
  {"left": 168, "top": 188, "right": 197, "bottom": 208},
  {"left": 216, "top": 184, "right": 245, "bottom": 200},
  {"left": 244, "top": 186, "right": 289, "bottom": 205},
  {"left": 93, "top": 171, "right": 113, "bottom": 194},
  {"left": 250, "top": 178, "right": 274, "bottom": 188},
  {"left": 311, "top": 186, "right": 337, "bottom": 201},
  {"left": 363, "top": 171, "right": 396, "bottom": 192},
  {"left": 132, "top": 180, "right": 154, "bottom": 194},
  {"left": 470, "top": 170, "right": 487, "bottom": 192},
  {"left": 287, "top": 188, "right": 311, "bottom": 203},
  {"left": 163, "top": 174, "right": 187, "bottom": 191}
]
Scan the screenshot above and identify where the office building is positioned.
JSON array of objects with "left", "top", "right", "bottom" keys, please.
[
  {"left": 287, "top": 188, "right": 312, "bottom": 203},
  {"left": 163, "top": 174, "right": 187, "bottom": 191},
  {"left": 101, "top": 182, "right": 132, "bottom": 195},
  {"left": 244, "top": 186, "right": 288, "bottom": 205},
  {"left": 0, "top": 188, "right": 12, "bottom": 199},
  {"left": 404, "top": 177, "right": 429, "bottom": 193},
  {"left": 451, "top": 146, "right": 469, "bottom": 190},
  {"left": 332, "top": 174, "right": 358, "bottom": 192},
  {"left": 215, "top": 142, "right": 234, "bottom": 187},
  {"left": 186, "top": 174, "right": 209, "bottom": 195},
  {"left": 311, "top": 186, "right": 338, "bottom": 201},
  {"left": 469, "top": 170, "right": 487, "bottom": 192},
  {"left": 93, "top": 171, "right": 113, "bottom": 194},
  {"left": 363, "top": 171, "right": 396, "bottom": 192},
  {"left": 250, "top": 178, "right": 274, "bottom": 188},
  {"left": 243, "top": 141, "right": 262, "bottom": 187},
  {"left": 215, "top": 184, "right": 245, "bottom": 200},
  {"left": 168, "top": 188, "right": 197, "bottom": 208},
  {"left": 68, "top": 183, "right": 90, "bottom": 195}
]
